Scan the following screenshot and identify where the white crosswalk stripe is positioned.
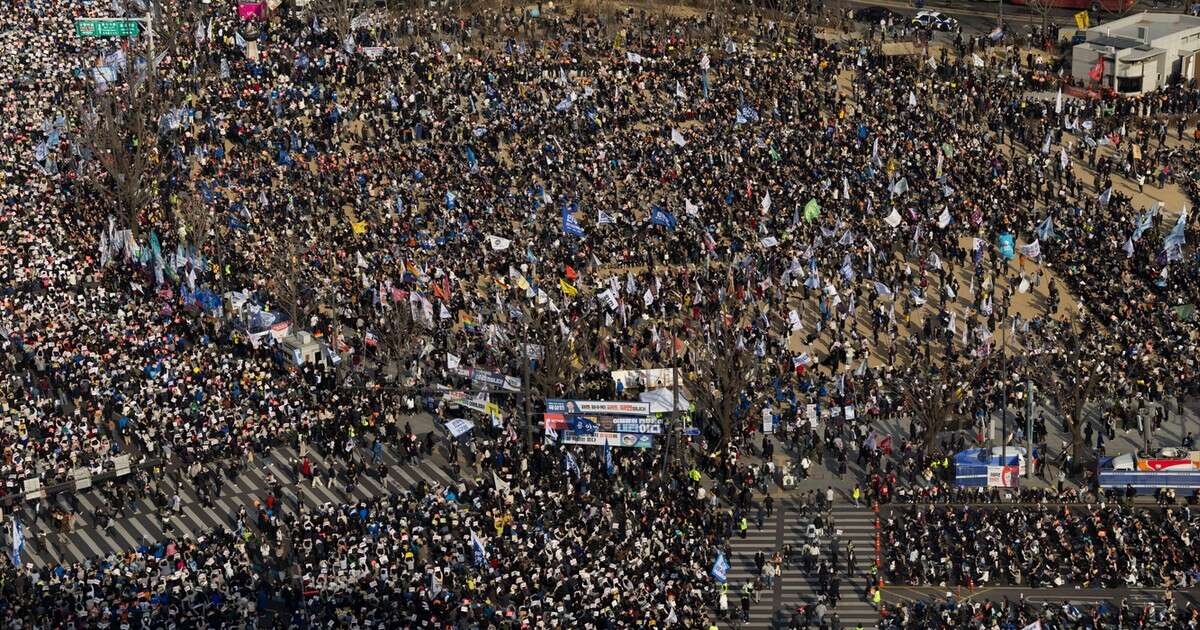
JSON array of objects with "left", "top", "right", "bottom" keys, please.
[
  {"left": 18, "top": 442, "right": 488, "bottom": 572},
  {"left": 722, "top": 500, "right": 881, "bottom": 629}
]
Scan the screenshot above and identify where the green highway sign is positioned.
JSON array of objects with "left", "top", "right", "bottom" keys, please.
[{"left": 74, "top": 18, "right": 141, "bottom": 38}]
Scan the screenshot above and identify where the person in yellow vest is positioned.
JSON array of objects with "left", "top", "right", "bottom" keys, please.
[
  {"left": 851, "top": 485, "right": 862, "bottom": 507},
  {"left": 738, "top": 516, "right": 748, "bottom": 538}
]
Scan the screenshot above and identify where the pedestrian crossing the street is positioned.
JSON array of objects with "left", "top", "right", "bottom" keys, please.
[
  {"left": 11, "top": 440, "right": 455, "bottom": 568},
  {"left": 723, "top": 499, "right": 880, "bottom": 629}
]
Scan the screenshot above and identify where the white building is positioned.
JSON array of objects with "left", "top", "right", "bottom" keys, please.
[{"left": 1072, "top": 12, "right": 1200, "bottom": 95}]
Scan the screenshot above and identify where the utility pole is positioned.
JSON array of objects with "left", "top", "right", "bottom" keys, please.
[
  {"left": 144, "top": 11, "right": 156, "bottom": 73},
  {"left": 662, "top": 323, "right": 675, "bottom": 474},
  {"left": 670, "top": 327, "right": 680, "bottom": 469},
  {"left": 523, "top": 318, "right": 532, "bottom": 449},
  {"left": 1000, "top": 324, "right": 1008, "bottom": 486},
  {"left": 1025, "top": 376, "right": 1034, "bottom": 479}
]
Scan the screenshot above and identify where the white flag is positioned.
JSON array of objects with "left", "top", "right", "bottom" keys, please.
[
  {"left": 1020, "top": 239, "right": 1041, "bottom": 259},
  {"left": 1021, "top": 622, "right": 1042, "bottom": 630},
  {"left": 597, "top": 210, "right": 616, "bottom": 225},
  {"left": 872, "top": 281, "right": 893, "bottom": 296},
  {"left": 1055, "top": 88, "right": 1063, "bottom": 114},
  {"left": 761, "top": 191, "right": 772, "bottom": 213},
  {"left": 643, "top": 288, "right": 654, "bottom": 306},
  {"left": 972, "top": 53, "right": 985, "bottom": 68},
  {"left": 788, "top": 309, "right": 802, "bottom": 331},
  {"left": 937, "top": 207, "right": 951, "bottom": 229},
  {"left": 447, "top": 353, "right": 461, "bottom": 370},
  {"left": 1123, "top": 238, "right": 1134, "bottom": 258},
  {"left": 492, "top": 472, "right": 511, "bottom": 495},
  {"left": 671, "top": 128, "right": 687, "bottom": 146},
  {"left": 1018, "top": 277, "right": 1031, "bottom": 293},
  {"left": 884, "top": 209, "right": 902, "bottom": 228},
  {"left": 684, "top": 199, "right": 699, "bottom": 216},
  {"left": 486, "top": 235, "right": 512, "bottom": 251}
]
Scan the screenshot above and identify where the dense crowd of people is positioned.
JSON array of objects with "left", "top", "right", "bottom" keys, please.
[
  {"left": 2, "top": 428, "right": 749, "bottom": 627},
  {"left": 882, "top": 594, "right": 1200, "bottom": 629},
  {"left": 0, "top": 0, "right": 1197, "bottom": 625},
  {"left": 884, "top": 503, "right": 1200, "bottom": 589}
]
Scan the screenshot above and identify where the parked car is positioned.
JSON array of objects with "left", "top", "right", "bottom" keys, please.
[
  {"left": 852, "top": 6, "right": 902, "bottom": 23},
  {"left": 911, "top": 10, "right": 958, "bottom": 31}
]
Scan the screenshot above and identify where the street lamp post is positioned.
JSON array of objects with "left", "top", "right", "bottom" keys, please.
[
  {"left": 523, "top": 319, "right": 532, "bottom": 449},
  {"left": 1025, "top": 376, "right": 1034, "bottom": 479}
]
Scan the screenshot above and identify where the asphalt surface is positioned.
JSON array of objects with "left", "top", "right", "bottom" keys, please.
[
  {"left": 836, "top": 0, "right": 1092, "bottom": 36},
  {"left": 721, "top": 499, "right": 879, "bottom": 629}
]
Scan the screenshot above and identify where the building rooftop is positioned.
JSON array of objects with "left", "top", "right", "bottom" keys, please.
[
  {"left": 1086, "top": 12, "right": 1200, "bottom": 44},
  {"left": 1087, "top": 34, "right": 1147, "bottom": 50}
]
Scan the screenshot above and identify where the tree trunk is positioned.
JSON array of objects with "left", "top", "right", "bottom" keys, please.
[{"left": 1068, "top": 409, "right": 1087, "bottom": 465}]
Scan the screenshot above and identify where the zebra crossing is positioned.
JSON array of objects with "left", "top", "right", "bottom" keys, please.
[
  {"left": 724, "top": 499, "right": 880, "bottom": 629},
  {"left": 13, "top": 440, "right": 455, "bottom": 568}
]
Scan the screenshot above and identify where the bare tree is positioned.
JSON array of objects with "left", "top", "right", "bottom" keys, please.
[
  {"left": 146, "top": 0, "right": 210, "bottom": 65},
  {"left": 378, "top": 297, "right": 418, "bottom": 383},
  {"left": 306, "top": 0, "right": 375, "bottom": 40},
  {"left": 897, "top": 360, "right": 981, "bottom": 452},
  {"left": 174, "top": 186, "right": 215, "bottom": 253},
  {"left": 78, "top": 73, "right": 173, "bottom": 241},
  {"left": 264, "top": 235, "right": 306, "bottom": 329},
  {"left": 681, "top": 324, "right": 755, "bottom": 453},
  {"left": 1037, "top": 331, "right": 1102, "bottom": 466},
  {"left": 1025, "top": 0, "right": 1056, "bottom": 45},
  {"left": 77, "top": 0, "right": 197, "bottom": 241},
  {"left": 525, "top": 305, "right": 600, "bottom": 401}
]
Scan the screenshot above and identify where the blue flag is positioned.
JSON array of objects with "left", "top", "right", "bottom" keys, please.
[
  {"left": 10, "top": 518, "right": 23, "bottom": 567},
  {"left": 445, "top": 190, "right": 458, "bottom": 209},
  {"left": 562, "top": 204, "right": 585, "bottom": 237},
  {"left": 568, "top": 416, "right": 598, "bottom": 435},
  {"left": 1164, "top": 209, "right": 1188, "bottom": 250},
  {"left": 564, "top": 452, "right": 580, "bottom": 475},
  {"left": 1035, "top": 215, "right": 1055, "bottom": 241},
  {"left": 712, "top": 550, "right": 729, "bottom": 583},
  {"left": 998, "top": 233, "right": 1016, "bottom": 260},
  {"left": 1132, "top": 206, "right": 1157, "bottom": 242},
  {"left": 651, "top": 206, "right": 677, "bottom": 231},
  {"left": 604, "top": 444, "right": 614, "bottom": 476},
  {"left": 464, "top": 146, "right": 477, "bottom": 170},
  {"left": 735, "top": 93, "right": 759, "bottom": 125},
  {"left": 471, "top": 530, "right": 487, "bottom": 566}
]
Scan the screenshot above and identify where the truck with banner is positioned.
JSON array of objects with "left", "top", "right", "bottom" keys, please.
[
  {"left": 544, "top": 399, "right": 658, "bottom": 448},
  {"left": 954, "top": 447, "right": 1026, "bottom": 488}
]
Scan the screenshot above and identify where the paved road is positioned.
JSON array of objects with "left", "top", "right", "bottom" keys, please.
[
  {"left": 832, "top": 0, "right": 1112, "bottom": 37},
  {"left": 723, "top": 499, "right": 880, "bottom": 629},
  {"left": 883, "top": 584, "right": 1198, "bottom": 616},
  {"left": 14, "top": 441, "right": 455, "bottom": 567}
]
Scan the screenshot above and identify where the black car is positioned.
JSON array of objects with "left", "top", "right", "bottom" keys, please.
[{"left": 852, "top": 6, "right": 901, "bottom": 23}]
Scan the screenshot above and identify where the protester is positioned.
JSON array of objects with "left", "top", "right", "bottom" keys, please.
[
  {"left": 0, "top": 0, "right": 1197, "bottom": 626},
  {"left": 884, "top": 504, "right": 1200, "bottom": 589}
]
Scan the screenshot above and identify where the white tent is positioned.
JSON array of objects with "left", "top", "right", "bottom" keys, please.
[{"left": 638, "top": 388, "right": 690, "bottom": 414}]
